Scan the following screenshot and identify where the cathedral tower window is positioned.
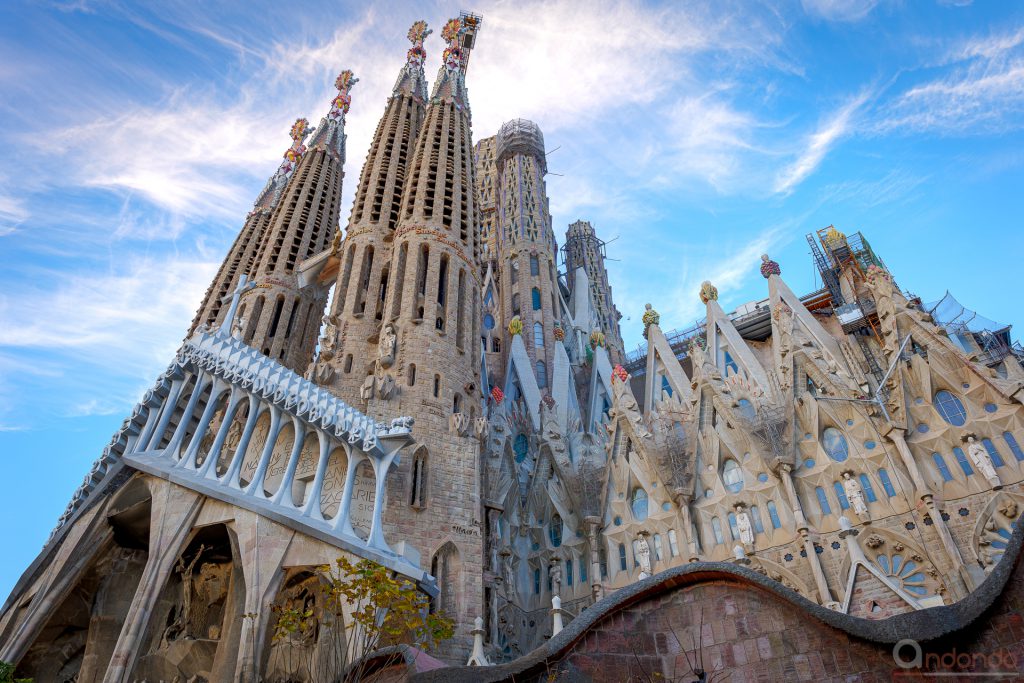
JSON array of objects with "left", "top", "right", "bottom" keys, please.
[
  {"left": 492, "top": 337, "right": 501, "bottom": 353},
  {"left": 429, "top": 542, "right": 459, "bottom": 618},
  {"left": 391, "top": 243, "right": 408, "bottom": 319},
  {"left": 859, "top": 474, "right": 878, "bottom": 502},
  {"left": 415, "top": 244, "right": 429, "bottom": 320},
  {"left": 954, "top": 447, "right": 974, "bottom": 476},
  {"left": 536, "top": 361, "right": 547, "bottom": 389},
  {"left": 711, "top": 517, "right": 724, "bottom": 545},
  {"left": 630, "top": 488, "right": 648, "bottom": 521},
  {"left": 599, "top": 546, "right": 608, "bottom": 578},
  {"left": 668, "top": 529, "right": 680, "bottom": 557},
  {"left": 833, "top": 481, "right": 850, "bottom": 509},
  {"left": 766, "top": 500, "right": 782, "bottom": 529},
  {"left": 531, "top": 287, "right": 541, "bottom": 310},
  {"left": 410, "top": 447, "right": 427, "bottom": 508},
  {"left": 343, "top": 354, "right": 353, "bottom": 373},
  {"left": 618, "top": 543, "right": 627, "bottom": 571},
  {"left": 436, "top": 254, "right": 449, "bottom": 331},
  {"left": 932, "top": 452, "right": 954, "bottom": 482},
  {"left": 727, "top": 512, "right": 739, "bottom": 540},
  {"left": 433, "top": 374, "right": 441, "bottom": 399},
  {"left": 455, "top": 269, "right": 466, "bottom": 349},
  {"left": 652, "top": 534, "right": 663, "bottom": 561},
  {"left": 513, "top": 434, "right": 529, "bottom": 463},
  {"left": 355, "top": 246, "right": 374, "bottom": 315},
  {"left": 374, "top": 266, "right": 389, "bottom": 321},
  {"left": 750, "top": 506, "right": 765, "bottom": 534},
  {"left": 878, "top": 468, "right": 897, "bottom": 497},
  {"left": 815, "top": 486, "right": 832, "bottom": 515},
  {"left": 566, "top": 559, "right": 573, "bottom": 585},
  {"left": 722, "top": 458, "right": 743, "bottom": 493},
  {"left": 337, "top": 245, "right": 356, "bottom": 315},
  {"left": 549, "top": 515, "right": 562, "bottom": 547},
  {"left": 933, "top": 390, "right": 967, "bottom": 426},
  {"left": 407, "top": 364, "right": 416, "bottom": 386},
  {"left": 822, "top": 427, "right": 849, "bottom": 462},
  {"left": 530, "top": 255, "right": 539, "bottom": 276},
  {"left": 533, "top": 322, "right": 544, "bottom": 348},
  {"left": 283, "top": 297, "right": 300, "bottom": 338},
  {"left": 453, "top": 393, "right": 462, "bottom": 414},
  {"left": 1004, "top": 432, "right": 1024, "bottom": 460},
  {"left": 982, "top": 438, "right": 1006, "bottom": 467},
  {"left": 512, "top": 293, "right": 520, "bottom": 316}
]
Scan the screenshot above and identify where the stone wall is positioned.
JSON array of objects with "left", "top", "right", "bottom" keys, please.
[{"left": 413, "top": 519, "right": 1024, "bottom": 682}]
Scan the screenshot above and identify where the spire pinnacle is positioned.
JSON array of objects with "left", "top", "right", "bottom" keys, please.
[
  {"left": 252, "top": 117, "right": 311, "bottom": 211},
  {"left": 309, "top": 69, "right": 358, "bottom": 161},
  {"left": 430, "top": 14, "right": 482, "bottom": 106},
  {"left": 392, "top": 20, "right": 432, "bottom": 99}
]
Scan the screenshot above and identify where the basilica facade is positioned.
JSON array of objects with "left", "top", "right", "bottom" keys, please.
[{"left": 2, "top": 12, "right": 1023, "bottom": 682}]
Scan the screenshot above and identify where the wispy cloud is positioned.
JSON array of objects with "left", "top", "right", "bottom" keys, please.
[
  {"left": 878, "top": 26, "right": 1024, "bottom": 135},
  {"left": 774, "top": 91, "right": 870, "bottom": 195},
  {"left": 801, "top": 0, "right": 879, "bottom": 23}
]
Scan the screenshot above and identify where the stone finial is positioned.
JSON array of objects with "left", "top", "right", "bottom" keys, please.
[
  {"left": 507, "top": 316, "right": 523, "bottom": 336},
  {"left": 490, "top": 386, "right": 505, "bottom": 404},
  {"left": 759, "top": 254, "right": 781, "bottom": 279},
  {"left": 611, "top": 364, "right": 629, "bottom": 384},
  {"left": 466, "top": 615, "right": 491, "bottom": 666},
  {"left": 641, "top": 303, "right": 660, "bottom": 338},
  {"left": 551, "top": 595, "right": 565, "bottom": 636},
  {"left": 329, "top": 70, "right": 358, "bottom": 120},
  {"left": 406, "top": 20, "right": 431, "bottom": 65},
  {"left": 864, "top": 263, "right": 890, "bottom": 287},
  {"left": 552, "top": 321, "right": 565, "bottom": 341},
  {"left": 699, "top": 280, "right": 718, "bottom": 304},
  {"left": 589, "top": 330, "right": 605, "bottom": 349},
  {"left": 824, "top": 226, "right": 847, "bottom": 250}
]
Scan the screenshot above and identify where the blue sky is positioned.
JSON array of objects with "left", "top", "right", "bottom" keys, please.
[{"left": 1, "top": 0, "right": 1023, "bottom": 599}]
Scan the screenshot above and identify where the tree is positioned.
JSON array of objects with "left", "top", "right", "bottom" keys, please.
[{"left": 269, "top": 556, "right": 453, "bottom": 682}]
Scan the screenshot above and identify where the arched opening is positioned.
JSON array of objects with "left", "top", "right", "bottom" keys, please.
[
  {"left": 430, "top": 542, "right": 461, "bottom": 619},
  {"left": 193, "top": 390, "right": 231, "bottom": 470},
  {"left": 261, "top": 421, "right": 297, "bottom": 497},
  {"left": 410, "top": 446, "right": 428, "bottom": 508},
  {"left": 130, "top": 523, "right": 246, "bottom": 682},
  {"left": 239, "top": 410, "right": 272, "bottom": 489},
  {"left": 316, "top": 446, "right": 349, "bottom": 519},
  {"left": 215, "top": 400, "right": 250, "bottom": 477}
]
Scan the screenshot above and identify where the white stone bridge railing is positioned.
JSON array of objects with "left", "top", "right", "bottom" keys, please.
[{"left": 44, "top": 325, "right": 434, "bottom": 594}]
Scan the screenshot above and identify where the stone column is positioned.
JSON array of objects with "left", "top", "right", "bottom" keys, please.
[
  {"left": 886, "top": 428, "right": 930, "bottom": 497},
  {"left": 103, "top": 480, "right": 203, "bottom": 683},
  {"left": 585, "top": 516, "right": 604, "bottom": 601},
  {"left": 778, "top": 465, "right": 832, "bottom": 605},
  {"left": 673, "top": 488, "right": 700, "bottom": 562}
]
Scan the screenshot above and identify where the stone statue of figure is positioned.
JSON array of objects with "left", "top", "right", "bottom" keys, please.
[
  {"left": 548, "top": 560, "right": 563, "bottom": 597},
  {"left": 635, "top": 533, "right": 652, "bottom": 579},
  {"left": 735, "top": 507, "right": 754, "bottom": 545},
  {"left": 966, "top": 436, "right": 1001, "bottom": 488},
  {"left": 319, "top": 314, "right": 339, "bottom": 360},
  {"left": 500, "top": 548, "right": 517, "bottom": 603},
  {"left": 842, "top": 471, "right": 870, "bottom": 518},
  {"left": 378, "top": 322, "right": 397, "bottom": 368}
]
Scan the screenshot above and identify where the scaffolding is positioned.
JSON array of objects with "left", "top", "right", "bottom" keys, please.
[{"left": 927, "top": 291, "right": 1022, "bottom": 368}]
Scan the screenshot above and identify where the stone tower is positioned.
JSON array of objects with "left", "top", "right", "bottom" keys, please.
[
  {"left": 372, "top": 14, "right": 486, "bottom": 652},
  {"left": 187, "top": 118, "right": 311, "bottom": 337},
  {"left": 235, "top": 71, "right": 358, "bottom": 373},
  {"left": 564, "top": 219, "right": 625, "bottom": 364},
  {"left": 324, "top": 22, "right": 432, "bottom": 403},
  {"left": 492, "top": 119, "right": 558, "bottom": 391}
]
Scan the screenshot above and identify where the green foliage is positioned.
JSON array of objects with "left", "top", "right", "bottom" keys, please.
[
  {"left": 269, "top": 556, "right": 452, "bottom": 682},
  {"left": 0, "top": 660, "right": 32, "bottom": 683}
]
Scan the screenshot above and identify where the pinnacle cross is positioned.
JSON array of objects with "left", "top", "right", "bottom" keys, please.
[
  {"left": 328, "top": 70, "right": 359, "bottom": 121},
  {"left": 219, "top": 274, "right": 257, "bottom": 336},
  {"left": 407, "top": 20, "right": 431, "bottom": 65}
]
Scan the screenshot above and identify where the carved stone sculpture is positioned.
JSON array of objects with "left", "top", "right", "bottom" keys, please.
[
  {"left": 548, "top": 560, "right": 563, "bottom": 597},
  {"left": 735, "top": 505, "right": 754, "bottom": 546},
  {"left": 966, "top": 436, "right": 1001, "bottom": 488},
  {"left": 378, "top": 322, "right": 397, "bottom": 368},
  {"left": 635, "top": 532, "right": 652, "bottom": 579},
  {"left": 842, "top": 471, "right": 870, "bottom": 519}
]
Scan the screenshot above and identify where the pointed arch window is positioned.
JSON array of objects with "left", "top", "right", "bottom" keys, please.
[
  {"left": 668, "top": 529, "right": 680, "bottom": 556},
  {"left": 859, "top": 474, "right": 878, "bottom": 502},
  {"left": 982, "top": 438, "right": 1005, "bottom": 467},
  {"left": 750, "top": 505, "right": 765, "bottom": 534},
  {"left": 727, "top": 512, "right": 739, "bottom": 540},
  {"left": 878, "top": 468, "right": 897, "bottom": 497},
  {"left": 410, "top": 448, "right": 428, "bottom": 508},
  {"left": 737, "top": 398, "right": 755, "bottom": 421},
  {"left": 723, "top": 350, "right": 738, "bottom": 376},
  {"left": 631, "top": 488, "right": 649, "bottom": 521},
  {"left": 722, "top": 458, "right": 743, "bottom": 493},
  {"left": 532, "top": 287, "right": 542, "bottom": 311},
  {"left": 953, "top": 447, "right": 974, "bottom": 476},
  {"left": 933, "top": 390, "right": 967, "bottom": 426},
  {"left": 932, "top": 453, "right": 954, "bottom": 482},
  {"left": 766, "top": 500, "right": 782, "bottom": 529},
  {"left": 618, "top": 543, "right": 628, "bottom": 571},
  {"left": 533, "top": 322, "right": 544, "bottom": 348},
  {"left": 833, "top": 481, "right": 850, "bottom": 509},
  {"left": 513, "top": 433, "right": 529, "bottom": 463},
  {"left": 1004, "top": 432, "right": 1024, "bottom": 461},
  {"left": 711, "top": 517, "right": 725, "bottom": 545},
  {"left": 530, "top": 255, "right": 539, "bottom": 276},
  {"left": 815, "top": 486, "right": 832, "bottom": 515},
  {"left": 652, "top": 534, "right": 663, "bottom": 561},
  {"left": 536, "top": 361, "right": 547, "bottom": 389},
  {"left": 549, "top": 514, "right": 562, "bottom": 548},
  {"left": 566, "top": 559, "right": 573, "bottom": 586}
]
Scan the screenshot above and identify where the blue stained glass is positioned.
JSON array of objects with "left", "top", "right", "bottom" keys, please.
[
  {"left": 833, "top": 482, "right": 850, "bottom": 510},
  {"left": 997, "top": 528, "right": 1012, "bottom": 540},
  {"left": 822, "top": 428, "right": 849, "bottom": 462},
  {"left": 933, "top": 390, "right": 967, "bottom": 426},
  {"left": 1004, "top": 432, "right": 1024, "bottom": 461},
  {"left": 864, "top": 440, "right": 876, "bottom": 450},
  {"left": 758, "top": 472, "right": 769, "bottom": 483},
  {"left": 992, "top": 541, "right": 1008, "bottom": 550},
  {"left": 580, "top": 560, "right": 587, "bottom": 583},
  {"left": 815, "top": 486, "right": 832, "bottom": 515},
  {"left": 804, "top": 458, "right": 816, "bottom": 469},
  {"left": 917, "top": 423, "right": 930, "bottom": 434},
  {"left": 662, "top": 375, "right": 673, "bottom": 397},
  {"left": 750, "top": 505, "right": 765, "bottom": 534},
  {"left": 531, "top": 288, "right": 541, "bottom": 310},
  {"left": 903, "top": 561, "right": 917, "bottom": 574},
  {"left": 483, "top": 313, "right": 495, "bottom": 330},
  {"left": 859, "top": 474, "right": 878, "bottom": 502},
  {"left": 953, "top": 448, "right": 973, "bottom": 476},
  {"left": 737, "top": 398, "right": 755, "bottom": 420},
  {"left": 767, "top": 501, "right": 782, "bottom": 529},
  {"left": 879, "top": 469, "right": 896, "bottom": 497},
  {"left": 631, "top": 488, "right": 649, "bottom": 521},
  {"left": 724, "top": 351, "right": 738, "bottom": 376},
  {"left": 892, "top": 554, "right": 903, "bottom": 573},
  {"left": 514, "top": 433, "right": 529, "bottom": 463},
  {"left": 982, "top": 438, "right": 1005, "bottom": 467},
  {"left": 932, "top": 453, "right": 953, "bottom": 482},
  {"left": 566, "top": 559, "right": 573, "bottom": 586},
  {"left": 906, "top": 572, "right": 925, "bottom": 583},
  {"left": 534, "top": 568, "right": 541, "bottom": 594},
  {"left": 985, "top": 403, "right": 998, "bottom": 413},
  {"left": 712, "top": 517, "right": 725, "bottom": 544},
  {"left": 906, "top": 585, "right": 928, "bottom": 596},
  {"left": 662, "top": 502, "right": 672, "bottom": 511},
  {"left": 618, "top": 543, "right": 628, "bottom": 571},
  {"left": 877, "top": 555, "right": 890, "bottom": 573},
  {"left": 727, "top": 512, "right": 739, "bottom": 540}
]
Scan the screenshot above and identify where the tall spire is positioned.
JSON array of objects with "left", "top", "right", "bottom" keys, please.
[
  {"left": 430, "top": 14, "right": 481, "bottom": 108},
  {"left": 314, "top": 22, "right": 433, "bottom": 401},
  {"left": 392, "top": 20, "right": 432, "bottom": 100},
  {"left": 237, "top": 69, "right": 357, "bottom": 372},
  {"left": 308, "top": 70, "right": 359, "bottom": 163},
  {"left": 252, "top": 117, "right": 310, "bottom": 211},
  {"left": 187, "top": 117, "right": 310, "bottom": 336}
]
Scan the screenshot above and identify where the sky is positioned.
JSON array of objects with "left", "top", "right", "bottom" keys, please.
[{"left": 1, "top": 0, "right": 1023, "bottom": 600}]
